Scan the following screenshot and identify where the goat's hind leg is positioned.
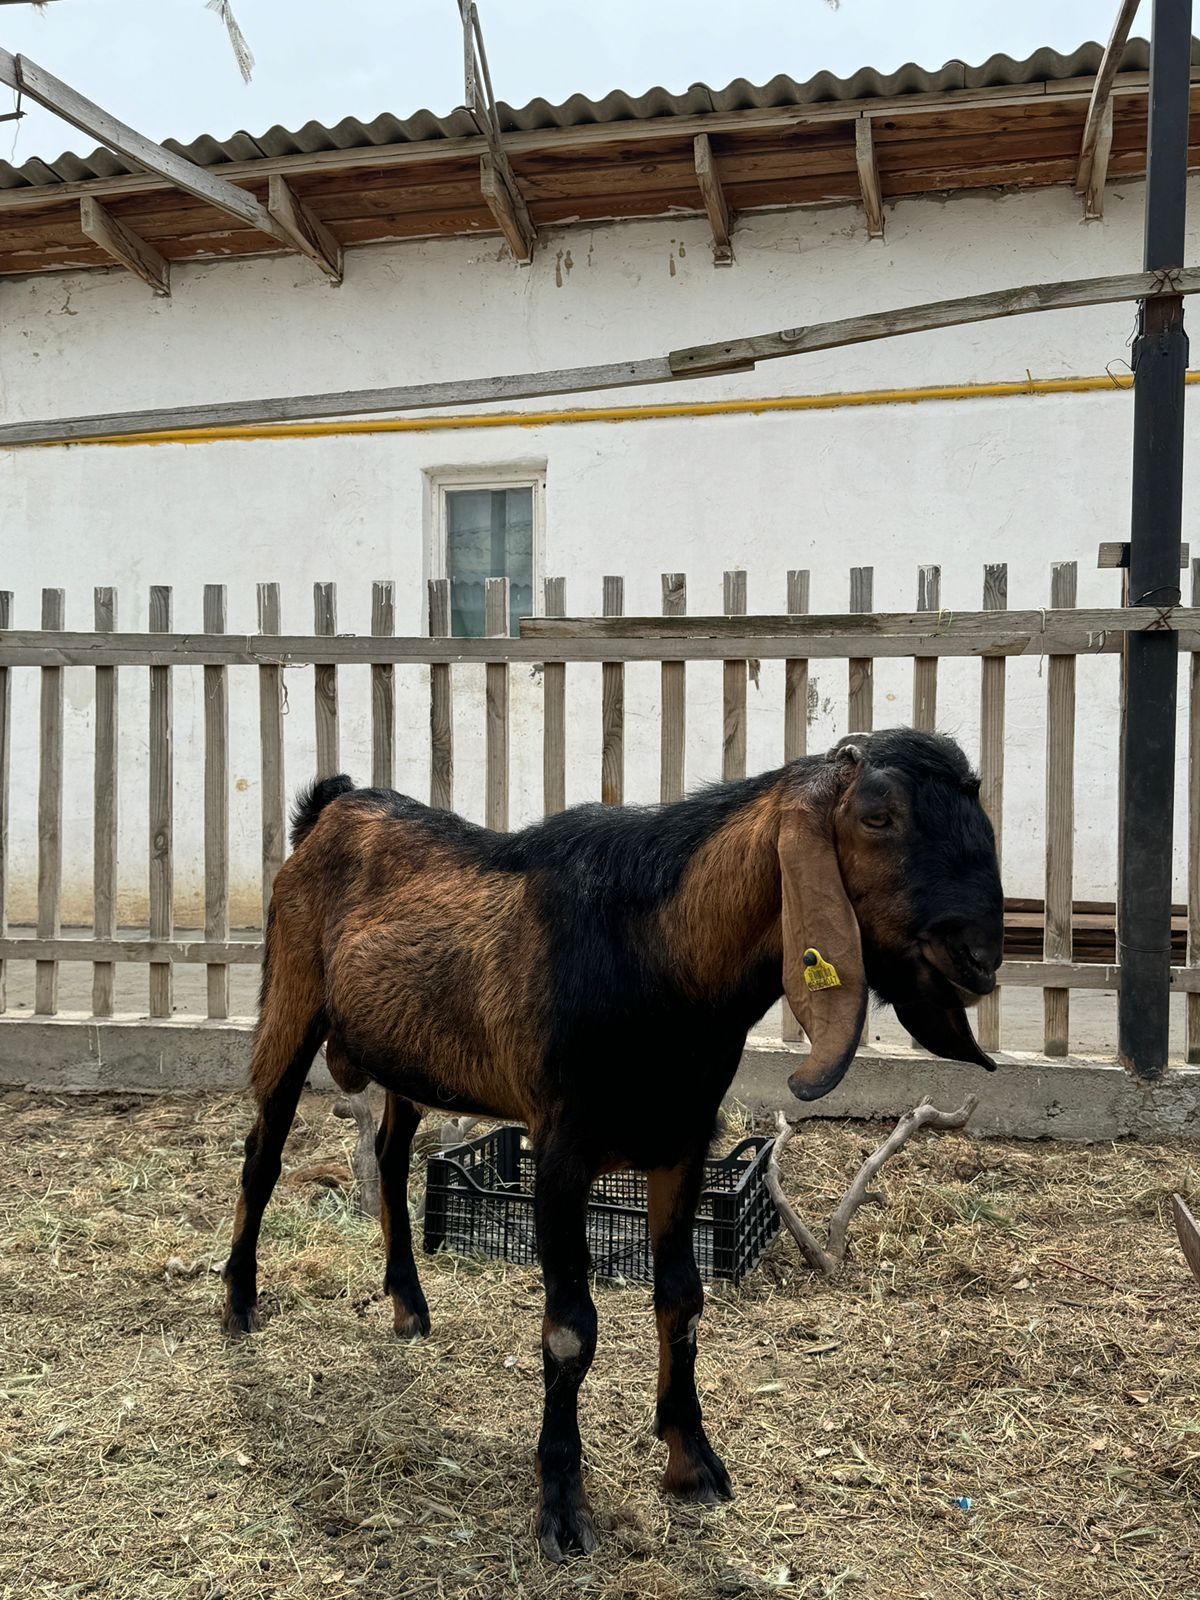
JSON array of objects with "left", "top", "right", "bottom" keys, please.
[
  {"left": 534, "top": 1139, "right": 599, "bottom": 1561},
  {"left": 648, "top": 1156, "right": 733, "bottom": 1503},
  {"left": 377, "top": 1091, "right": 429, "bottom": 1338},
  {"left": 223, "top": 1008, "right": 327, "bottom": 1337}
]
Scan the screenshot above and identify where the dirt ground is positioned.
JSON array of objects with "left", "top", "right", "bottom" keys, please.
[{"left": 1, "top": 1088, "right": 1198, "bottom": 1600}]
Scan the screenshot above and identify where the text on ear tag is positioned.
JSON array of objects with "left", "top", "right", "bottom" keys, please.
[{"left": 802, "top": 948, "right": 842, "bottom": 991}]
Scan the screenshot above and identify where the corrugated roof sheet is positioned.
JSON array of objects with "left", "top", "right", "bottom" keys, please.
[{"left": 0, "top": 37, "right": 1185, "bottom": 193}]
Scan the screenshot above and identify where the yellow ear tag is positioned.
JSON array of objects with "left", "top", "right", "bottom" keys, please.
[{"left": 802, "top": 948, "right": 841, "bottom": 991}]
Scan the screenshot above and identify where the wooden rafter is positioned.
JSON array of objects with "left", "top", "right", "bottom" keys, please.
[
  {"left": 0, "top": 48, "right": 342, "bottom": 277},
  {"left": 458, "top": 0, "right": 535, "bottom": 262},
  {"left": 266, "top": 175, "right": 343, "bottom": 282},
  {"left": 79, "top": 196, "right": 169, "bottom": 295},
  {"left": 854, "top": 117, "right": 885, "bottom": 239},
  {"left": 1076, "top": 0, "right": 1140, "bottom": 216},
  {"left": 693, "top": 134, "right": 733, "bottom": 265}
]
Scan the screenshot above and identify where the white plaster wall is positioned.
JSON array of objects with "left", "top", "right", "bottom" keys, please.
[{"left": 1, "top": 180, "right": 1196, "bottom": 929}]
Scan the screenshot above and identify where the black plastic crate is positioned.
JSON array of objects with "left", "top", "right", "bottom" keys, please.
[{"left": 423, "top": 1125, "right": 779, "bottom": 1285}]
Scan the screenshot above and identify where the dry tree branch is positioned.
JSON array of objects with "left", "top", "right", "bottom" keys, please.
[
  {"left": 768, "top": 1095, "right": 979, "bottom": 1276},
  {"left": 333, "top": 1089, "right": 380, "bottom": 1218}
]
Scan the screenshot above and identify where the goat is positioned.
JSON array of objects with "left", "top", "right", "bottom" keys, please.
[{"left": 222, "top": 728, "right": 1003, "bottom": 1561}]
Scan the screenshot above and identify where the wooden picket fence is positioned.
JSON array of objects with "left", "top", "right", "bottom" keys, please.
[{"left": 1, "top": 561, "right": 1199, "bottom": 1066}]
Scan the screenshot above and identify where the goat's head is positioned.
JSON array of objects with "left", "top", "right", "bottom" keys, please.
[{"left": 778, "top": 728, "right": 1003, "bottom": 1101}]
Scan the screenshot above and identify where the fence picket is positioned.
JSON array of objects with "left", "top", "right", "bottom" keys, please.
[
  {"left": 784, "top": 570, "right": 810, "bottom": 762},
  {"left": 977, "top": 563, "right": 1007, "bottom": 1053},
  {"left": 1189, "top": 557, "right": 1200, "bottom": 1062},
  {"left": 314, "top": 582, "right": 339, "bottom": 779},
  {"left": 912, "top": 565, "right": 940, "bottom": 730},
  {"left": 723, "top": 569, "right": 748, "bottom": 780},
  {"left": 1043, "top": 562, "right": 1077, "bottom": 1056},
  {"left": 203, "top": 585, "right": 229, "bottom": 1020},
  {"left": 601, "top": 576, "right": 624, "bottom": 805},
  {"left": 428, "top": 578, "right": 454, "bottom": 811},
  {"left": 92, "top": 588, "right": 118, "bottom": 1017},
  {"left": 543, "top": 577, "right": 566, "bottom": 815},
  {"left": 36, "top": 589, "right": 65, "bottom": 1015},
  {"left": 257, "top": 583, "right": 286, "bottom": 932},
  {"left": 371, "top": 581, "right": 395, "bottom": 790},
  {"left": 148, "top": 585, "right": 173, "bottom": 1018},
  {"left": 660, "top": 573, "right": 686, "bottom": 802},
  {"left": 848, "top": 567, "right": 874, "bottom": 731},
  {"left": 485, "top": 578, "right": 509, "bottom": 830},
  {"left": 0, "top": 592, "right": 8, "bottom": 1013}
]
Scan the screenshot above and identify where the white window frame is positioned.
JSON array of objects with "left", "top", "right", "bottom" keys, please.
[{"left": 426, "top": 463, "right": 546, "bottom": 634}]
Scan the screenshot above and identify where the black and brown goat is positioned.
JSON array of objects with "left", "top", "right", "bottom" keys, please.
[{"left": 223, "top": 728, "right": 1003, "bottom": 1560}]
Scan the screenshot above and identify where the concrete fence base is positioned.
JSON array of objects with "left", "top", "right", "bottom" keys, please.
[{"left": 2, "top": 1018, "right": 1199, "bottom": 1142}]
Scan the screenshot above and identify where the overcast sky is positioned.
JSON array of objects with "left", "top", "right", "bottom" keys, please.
[{"left": 1, "top": 1, "right": 1149, "bottom": 165}]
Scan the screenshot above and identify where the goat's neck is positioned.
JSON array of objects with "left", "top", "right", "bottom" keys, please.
[{"left": 655, "top": 787, "right": 784, "bottom": 999}]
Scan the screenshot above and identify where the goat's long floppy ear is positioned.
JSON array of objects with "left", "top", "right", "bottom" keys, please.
[{"left": 779, "top": 794, "right": 868, "bottom": 1102}]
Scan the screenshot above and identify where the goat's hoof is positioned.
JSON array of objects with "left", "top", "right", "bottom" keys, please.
[
  {"left": 222, "top": 1297, "right": 261, "bottom": 1338},
  {"left": 662, "top": 1430, "right": 734, "bottom": 1505},
  {"left": 537, "top": 1481, "right": 598, "bottom": 1562},
  {"left": 393, "top": 1304, "right": 431, "bottom": 1340}
]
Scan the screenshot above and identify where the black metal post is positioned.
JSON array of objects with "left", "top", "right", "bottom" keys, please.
[{"left": 1117, "top": 0, "right": 1191, "bottom": 1078}]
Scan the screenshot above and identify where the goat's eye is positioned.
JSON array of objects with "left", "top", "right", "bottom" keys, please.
[{"left": 862, "top": 813, "right": 891, "bottom": 830}]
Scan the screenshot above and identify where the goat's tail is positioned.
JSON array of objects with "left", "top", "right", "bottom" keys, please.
[{"left": 290, "top": 773, "right": 355, "bottom": 849}]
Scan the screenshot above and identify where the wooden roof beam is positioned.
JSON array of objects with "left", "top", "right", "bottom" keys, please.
[
  {"left": 1076, "top": 0, "right": 1140, "bottom": 216},
  {"left": 0, "top": 48, "right": 342, "bottom": 278},
  {"left": 79, "top": 195, "right": 169, "bottom": 295},
  {"left": 693, "top": 133, "right": 733, "bottom": 265},
  {"left": 854, "top": 117, "right": 885, "bottom": 239},
  {"left": 266, "top": 175, "right": 343, "bottom": 282},
  {"left": 459, "top": 1, "right": 536, "bottom": 263}
]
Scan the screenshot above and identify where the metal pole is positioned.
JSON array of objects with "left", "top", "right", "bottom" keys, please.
[{"left": 1117, "top": 0, "right": 1191, "bottom": 1079}]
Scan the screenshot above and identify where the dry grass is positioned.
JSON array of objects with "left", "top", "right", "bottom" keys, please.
[{"left": 1, "top": 1088, "right": 1199, "bottom": 1600}]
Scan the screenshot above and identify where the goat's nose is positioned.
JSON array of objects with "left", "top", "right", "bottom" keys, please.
[{"left": 968, "top": 945, "right": 997, "bottom": 974}]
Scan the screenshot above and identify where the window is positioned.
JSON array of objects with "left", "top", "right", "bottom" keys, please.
[{"left": 431, "top": 471, "right": 544, "bottom": 638}]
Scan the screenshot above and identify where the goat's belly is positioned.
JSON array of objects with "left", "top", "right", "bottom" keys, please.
[{"left": 360, "top": 1059, "right": 525, "bottom": 1123}]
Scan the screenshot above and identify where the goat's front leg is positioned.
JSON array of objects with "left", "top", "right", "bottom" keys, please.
[
  {"left": 376, "top": 1092, "right": 430, "bottom": 1338},
  {"left": 533, "top": 1141, "right": 598, "bottom": 1562},
  {"left": 647, "top": 1157, "right": 733, "bottom": 1503}
]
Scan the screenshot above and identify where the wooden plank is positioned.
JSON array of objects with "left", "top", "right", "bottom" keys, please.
[
  {"left": 7, "top": 268, "right": 1199, "bottom": 449},
  {"left": 1098, "top": 540, "right": 1190, "bottom": 568},
  {"left": 670, "top": 268, "right": 1200, "bottom": 378},
  {"left": 977, "top": 563, "right": 1007, "bottom": 1053},
  {"left": 428, "top": 578, "right": 454, "bottom": 811},
  {"left": 694, "top": 133, "right": 734, "bottom": 265},
  {"left": 1077, "top": 0, "right": 1140, "bottom": 196},
  {"left": 147, "top": 586, "right": 173, "bottom": 1017},
  {"left": 0, "top": 50, "right": 291, "bottom": 243},
  {"left": 912, "top": 565, "right": 940, "bottom": 730},
  {"left": 79, "top": 195, "right": 170, "bottom": 295},
  {"left": 601, "top": 576, "right": 625, "bottom": 806},
  {"left": 479, "top": 154, "right": 536, "bottom": 263},
  {"left": 784, "top": 570, "right": 810, "bottom": 763},
  {"left": 660, "top": 573, "right": 687, "bottom": 803},
  {"left": 267, "top": 173, "right": 344, "bottom": 282},
  {"left": 257, "top": 583, "right": 286, "bottom": 932},
  {"left": 92, "top": 587, "right": 118, "bottom": 1018},
  {"left": 1083, "top": 98, "right": 1114, "bottom": 221},
  {"left": 0, "top": 591, "right": 9, "bottom": 1012},
  {"left": 485, "top": 579, "right": 510, "bottom": 830},
  {"left": 854, "top": 118, "right": 885, "bottom": 238},
  {"left": 3, "top": 608, "right": 1198, "bottom": 668},
  {"left": 1190, "top": 557, "right": 1200, "bottom": 1062},
  {"left": 542, "top": 577, "right": 566, "bottom": 816},
  {"left": 723, "top": 570, "right": 748, "bottom": 780},
  {"left": 0, "top": 937, "right": 265, "bottom": 966},
  {"left": 34, "top": 588, "right": 64, "bottom": 1015},
  {"left": 203, "top": 584, "right": 229, "bottom": 1021},
  {"left": 1043, "top": 562, "right": 1077, "bottom": 1056},
  {"left": 848, "top": 567, "right": 874, "bottom": 731},
  {"left": 313, "top": 582, "right": 340, "bottom": 779},
  {"left": 371, "top": 581, "right": 395, "bottom": 789}
]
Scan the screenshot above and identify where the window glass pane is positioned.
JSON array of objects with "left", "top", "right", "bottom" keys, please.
[{"left": 445, "top": 485, "right": 534, "bottom": 637}]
